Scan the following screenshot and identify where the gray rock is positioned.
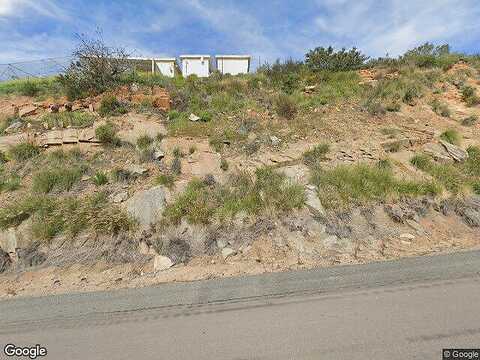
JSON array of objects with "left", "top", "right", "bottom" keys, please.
[
  {"left": 127, "top": 164, "right": 149, "bottom": 176},
  {"left": 125, "top": 186, "right": 166, "bottom": 227},
  {"left": 423, "top": 143, "right": 453, "bottom": 163},
  {"left": 189, "top": 113, "right": 200, "bottom": 122},
  {"left": 153, "top": 255, "right": 173, "bottom": 272},
  {"left": 440, "top": 140, "right": 469, "bottom": 162},
  {"left": 221, "top": 247, "right": 236, "bottom": 259},
  {"left": 460, "top": 208, "right": 480, "bottom": 227},
  {"left": 111, "top": 192, "right": 128, "bottom": 204},
  {"left": 153, "top": 149, "right": 165, "bottom": 160},
  {"left": 399, "top": 233, "right": 415, "bottom": 240},
  {"left": 270, "top": 135, "right": 281, "bottom": 146},
  {"left": 4, "top": 121, "right": 22, "bottom": 134},
  {"left": 305, "top": 185, "right": 326, "bottom": 216},
  {"left": 0, "top": 248, "right": 11, "bottom": 273}
]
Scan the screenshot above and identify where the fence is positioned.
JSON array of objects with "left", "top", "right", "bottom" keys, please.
[
  {"left": 0, "top": 55, "right": 266, "bottom": 82},
  {"left": 0, "top": 56, "right": 72, "bottom": 82}
]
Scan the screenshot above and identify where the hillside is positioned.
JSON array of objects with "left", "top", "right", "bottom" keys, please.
[{"left": 0, "top": 47, "right": 480, "bottom": 298}]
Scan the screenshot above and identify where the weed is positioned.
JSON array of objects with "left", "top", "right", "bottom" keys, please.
[
  {"left": 303, "top": 143, "right": 330, "bottom": 166},
  {"left": 220, "top": 158, "right": 229, "bottom": 171},
  {"left": 8, "top": 142, "right": 40, "bottom": 162},
  {"left": 431, "top": 98, "right": 450, "bottom": 117},
  {"left": 92, "top": 171, "right": 108, "bottom": 186},
  {"left": 310, "top": 163, "right": 440, "bottom": 209},
  {"left": 42, "top": 112, "right": 95, "bottom": 129},
  {"left": 95, "top": 122, "right": 120, "bottom": 145},
  {"left": 461, "top": 86, "right": 480, "bottom": 107},
  {"left": 0, "top": 171, "right": 21, "bottom": 192},
  {"left": 461, "top": 115, "right": 478, "bottom": 126},
  {"left": 440, "top": 129, "right": 460, "bottom": 145},
  {"left": 275, "top": 94, "right": 298, "bottom": 119},
  {"left": 32, "top": 166, "right": 85, "bottom": 193},
  {"left": 171, "top": 157, "right": 182, "bottom": 175},
  {"left": 111, "top": 168, "right": 132, "bottom": 182},
  {"left": 99, "top": 95, "right": 128, "bottom": 117},
  {"left": 155, "top": 174, "right": 175, "bottom": 189},
  {"left": 136, "top": 134, "right": 153, "bottom": 149}
]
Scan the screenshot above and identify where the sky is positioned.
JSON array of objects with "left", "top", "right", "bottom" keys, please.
[{"left": 0, "top": 0, "right": 480, "bottom": 67}]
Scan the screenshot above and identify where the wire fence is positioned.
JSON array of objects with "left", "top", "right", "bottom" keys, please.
[
  {"left": 0, "top": 56, "right": 72, "bottom": 82},
  {"left": 0, "top": 55, "right": 266, "bottom": 82}
]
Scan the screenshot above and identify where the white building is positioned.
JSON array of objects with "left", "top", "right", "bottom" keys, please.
[
  {"left": 154, "top": 58, "right": 177, "bottom": 77},
  {"left": 215, "top": 55, "right": 251, "bottom": 75},
  {"left": 179, "top": 55, "right": 211, "bottom": 77}
]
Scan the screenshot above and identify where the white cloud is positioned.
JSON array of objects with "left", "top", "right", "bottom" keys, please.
[
  {"left": 311, "top": 0, "right": 480, "bottom": 56},
  {"left": 0, "top": 0, "right": 67, "bottom": 19}
]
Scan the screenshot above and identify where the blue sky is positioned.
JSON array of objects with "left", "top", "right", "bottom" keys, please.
[{"left": 1, "top": 0, "right": 480, "bottom": 66}]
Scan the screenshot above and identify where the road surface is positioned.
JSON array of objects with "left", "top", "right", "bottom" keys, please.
[{"left": 1, "top": 251, "right": 479, "bottom": 359}]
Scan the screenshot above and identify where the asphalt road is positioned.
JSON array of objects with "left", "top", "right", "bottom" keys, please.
[{"left": 1, "top": 251, "right": 480, "bottom": 360}]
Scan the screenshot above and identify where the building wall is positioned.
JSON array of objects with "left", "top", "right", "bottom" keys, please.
[
  {"left": 155, "top": 61, "right": 175, "bottom": 77},
  {"left": 181, "top": 58, "right": 210, "bottom": 77},
  {"left": 216, "top": 58, "right": 250, "bottom": 75}
]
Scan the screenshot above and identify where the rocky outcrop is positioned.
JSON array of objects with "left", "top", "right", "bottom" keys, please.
[
  {"left": 440, "top": 140, "right": 469, "bottom": 162},
  {"left": 124, "top": 186, "right": 166, "bottom": 228}
]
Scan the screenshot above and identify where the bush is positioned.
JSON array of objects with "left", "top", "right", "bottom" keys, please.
[
  {"left": 156, "top": 174, "right": 175, "bottom": 189},
  {"left": 59, "top": 32, "right": 133, "bottom": 100},
  {"left": 461, "top": 86, "right": 480, "bottom": 107},
  {"left": 136, "top": 134, "right": 153, "bottom": 149},
  {"left": 18, "top": 81, "right": 40, "bottom": 97},
  {"left": 164, "top": 167, "right": 305, "bottom": 225},
  {"left": 42, "top": 112, "right": 95, "bottom": 129},
  {"left": 431, "top": 98, "right": 450, "bottom": 117},
  {"left": 440, "top": 129, "right": 460, "bottom": 145},
  {"left": 95, "top": 122, "right": 120, "bottom": 145},
  {"left": 275, "top": 94, "right": 297, "bottom": 119},
  {"left": 410, "top": 154, "right": 432, "bottom": 171},
  {"left": 303, "top": 143, "right": 330, "bottom": 166},
  {"left": 310, "top": 163, "right": 440, "bottom": 209},
  {"left": 0, "top": 171, "right": 21, "bottom": 192},
  {"left": 305, "top": 46, "right": 369, "bottom": 72},
  {"left": 0, "top": 193, "right": 134, "bottom": 240},
  {"left": 8, "top": 142, "right": 40, "bottom": 162},
  {"left": 461, "top": 115, "right": 478, "bottom": 126},
  {"left": 32, "top": 166, "right": 84, "bottom": 193},
  {"left": 92, "top": 171, "right": 108, "bottom": 186},
  {"left": 99, "top": 95, "right": 128, "bottom": 117}
]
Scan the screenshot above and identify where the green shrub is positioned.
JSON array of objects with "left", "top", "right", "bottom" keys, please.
[
  {"left": 92, "top": 171, "right": 108, "bottom": 186},
  {"left": 220, "top": 158, "right": 229, "bottom": 171},
  {"left": 32, "top": 166, "right": 84, "bottom": 193},
  {"left": 136, "top": 134, "right": 153, "bottom": 149},
  {"left": 98, "top": 95, "right": 128, "bottom": 117},
  {"left": 462, "top": 115, "right": 478, "bottom": 126},
  {"left": 199, "top": 111, "right": 212, "bottom": 122},
  {"left": 19, "top": 80, "right": 40, "bottom": 97},
  {"left": 0, "top": 116, "right": 20, "bottom": 135},
  {"left": 410, "top": 154, "right": 432, "bottom": 170},
  {"left": 0, "top": 193, "right": 134, "bottom": 240},
  {"left": 385, "top": 101, "right": 401, "bottom": 112},
  {"left": 156, "top": 174, "right": 175, "bottom": 189},
  {"left": 310, "top": 163, "right": 440, "bottom": 209},
  {"left": 164, "top": 167, "right": 305, "bottom": 225},
  {"left": 0, "top": 172, "right": 21, "bottom": 192},
  {"left": 42, "top": 112, "right": 95, "bottom": 129},
  {"left": 440, "top": 129, "right": 460, "bottom": 145},
  {"left": 461, "top": 86, "right": 480, "bottom": 107},
  {"left": 8, "top": 142, "right": 40, "bottom": 162},
  {"left": 305, "top": 46, "right": 368, "bottom": 72},
  {"left": 95, "top": 122, "right": 120, "bottom": 145},
  {"left": 303, "top": 143, "right": 330, "bottom": 166},
  {"left": 275, "top": 94, "right": 297, "bottom": 119},
  {"left": 402, "top": 85, "right": 421, "bottom": 104},
  {"left": 431, "top": 98, "right": 450, "bottom": 117}
]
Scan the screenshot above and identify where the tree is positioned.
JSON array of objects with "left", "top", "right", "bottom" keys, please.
[
  {"left": 305, "top": 46, "right": 369, "bottom": 72},
  {"left": 59, "top": 30, "right": 132, "bottom": 100}
]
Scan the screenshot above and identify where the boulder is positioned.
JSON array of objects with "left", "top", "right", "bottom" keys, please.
[
  {"left": 125, "top": 186, "right": 166, "bottom": 227},
  {"left": 110, "top": 192, "right": 128, "bottom": 204},
  {"left": 270, "top": 135, "right": 281, "bottom": 146},
  {"left": 305, "top": 185, "right": 326, "bottom": 216},
  {"left": 49, "top": 104, "right": 60, "bottom": 113},
  {"left": 440, "top": 140, "right": 469, "bottom": 162},
  {"left": 62, "top": 129, "right": 79, "bottom": 144},
  {"left": 153, "top": 255, "right": 173, "bottom": 272},
  {"left": 4, "top": 121, "right": 23, "bottom": 134},
  {"left": 423, "top": 143, "right": 453, "bottom": 163},
  {"left": 221, "top": 247, "right": 236, "bottom": 259}
]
